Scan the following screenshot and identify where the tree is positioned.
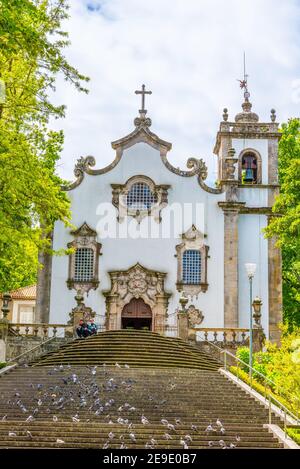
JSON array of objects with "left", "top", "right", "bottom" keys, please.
[
  {"left": 265, "top": 119, "right": 300, "bottom": 328},
  {"left": 0, "top": 0, "right": 89, "bottom": 291}
]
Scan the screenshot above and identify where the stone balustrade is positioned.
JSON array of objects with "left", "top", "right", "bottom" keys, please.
[
  {"left": 192, "top": 327, "right": 250, "bottom": 345},
  {"left": 9, "top": 323, "right": 71, "bottom": 339}
]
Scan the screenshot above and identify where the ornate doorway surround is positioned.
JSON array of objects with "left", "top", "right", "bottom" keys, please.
[{"left": 103, "top": 263, "right": 171, "bottom": 334}]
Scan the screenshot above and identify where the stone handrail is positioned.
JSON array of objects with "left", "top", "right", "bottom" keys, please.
[{"left": 9, "top": 323, "right": 71, "bottom": 338}]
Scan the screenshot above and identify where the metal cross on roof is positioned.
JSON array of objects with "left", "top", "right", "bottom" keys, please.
[{"left": 135, "top": 84, "right": 152, "bottom": 114}]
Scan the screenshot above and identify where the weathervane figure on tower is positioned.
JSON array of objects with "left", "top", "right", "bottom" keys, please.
[{"left": 237, "top": 52, "right": 250, "bottom": 100}]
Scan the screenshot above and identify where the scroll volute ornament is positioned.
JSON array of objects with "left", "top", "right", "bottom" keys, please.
[{"left": 187, "top": 305, "right": 204, "bottom": 327}]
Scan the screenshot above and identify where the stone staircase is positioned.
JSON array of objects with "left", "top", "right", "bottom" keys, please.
[
  {"left": 0, "top": 331, "right": 283, "bottom": 449},
  {"left": 33, "top": 330, "right": 220, "bottom": 370}
]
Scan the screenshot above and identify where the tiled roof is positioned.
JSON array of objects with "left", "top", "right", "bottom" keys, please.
[{"left": 1, "top": 285, "right": 37, "bottom": 300}]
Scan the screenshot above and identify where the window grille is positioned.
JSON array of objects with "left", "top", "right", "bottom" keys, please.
[
  {"left": 74, "top": 248, "right": 94, "bottom": 282},
  {"left": 126, "top": 183, "right": 156, "bottom": 210},
  {"left": 182, "top": 250, "right": 201, "bottom": 284}
]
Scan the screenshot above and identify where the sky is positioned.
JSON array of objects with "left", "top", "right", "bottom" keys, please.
[{"left": 50, "top": 0, "right": 300, "bottom": 183}]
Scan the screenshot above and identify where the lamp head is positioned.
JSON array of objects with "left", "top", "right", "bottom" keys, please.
[{"left": 245, "top": 263, "right": 257, "bottom": 278}]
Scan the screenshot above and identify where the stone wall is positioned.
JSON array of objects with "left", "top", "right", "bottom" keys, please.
[{"left": 5, "top": 336, "right": 70, "bottom": 363}]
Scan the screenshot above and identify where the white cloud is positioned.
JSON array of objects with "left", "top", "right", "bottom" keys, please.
[{"left": 49, "top": 0, "right": 300, "bottom": 183}]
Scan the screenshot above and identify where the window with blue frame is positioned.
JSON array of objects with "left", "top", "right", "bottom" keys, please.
[{"left": 182, "top": 250, "right": 201, "bottom": 284}]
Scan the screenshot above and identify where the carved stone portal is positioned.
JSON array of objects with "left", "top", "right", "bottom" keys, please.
[{"left": 103, "top": 263, "right": 171, "bottom": 335}]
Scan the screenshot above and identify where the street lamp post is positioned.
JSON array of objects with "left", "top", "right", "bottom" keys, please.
[{"left": 245, "top": 263, "right": 257, "bottom": 384}]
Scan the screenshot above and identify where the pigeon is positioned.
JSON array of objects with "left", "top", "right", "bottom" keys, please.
[
  {"left": 175, "top": 418, "right": 181, "bottom": 426},
  {"left": 103, "top": 442, "right": 109, "bottom": 449},
  {"left": 9, "top": 432, "right": 16, "bottom": 437},
  {"left": 115, "top": 363, "right": 121, "bottom": 368},
  {"left": 37, "top": 399, "right": 42, "bottom": 406},
  {"left": 124, "top": 364, "right": 130, "bottom": 369},
  {"left": 72, "top": 416, "right": 80, "bottom": 423},
  {"left": 219, "top": 439, "right": 226, "bottom": 447},
  {"left": 150, "top": 438, "right": 157, "bottom": 446},
  {"left": 141, "top": 415, "right": 149, "bottom": 425},
  {"left": 25, "top": 415, "right": 34, "bottom": 422},
  {"left": 163, "top": 433, "right": 173, "bottom": 440},
  {"left": 236, "top": 435, "right": 241, "bottom": 442},
  {"left": 180, "top": 438, "right": 189, "bottom": 449},
  {"left": 26, "top": 430, "right": 33, "bottom": 439},
  {"left": 129, "top": 433, "right": 136, "bottom": 442},
  {"left": 185, "top": 435, "right": 192, "bottom": 442},
  {"left": 167, "top": 423, "right": 176, "bottom": 432},
  {"left": 2, "top": 415, "right": 7, "bottom": 421},
  {"left": 120, "top": 442, "right": 127, "bottom": 449},
  {"left": 145, "top": 442, "right": 155, "bottom": 449},
  {"left": 191, "top": 424, "right": 198, "bottom": 432},
  {"left": 216, "top": 418, "right": 222, "bottom": 427},
  {"left": 53, "top": 416, "right": 58, "bottom": 422},
  {"left": 229, "top": 443, "right": 236, "bottom": 449},
  {"left": 208, "top": 441, "right": 214, "bottom": 447},
  {"left": 56, "top": 439, "right": 65, "bottom": 444},
  {"left": 161, "top": 419, "right": 169, "bottom": 426},
  {"left": 108, "top": 432, "right": 115, "bottom": 440},
  {"left": 205, "top": 424, "right": 215, "bottom": 433},
  {"left": 220, "top": 427, "right": 226, "bottom": 434}
]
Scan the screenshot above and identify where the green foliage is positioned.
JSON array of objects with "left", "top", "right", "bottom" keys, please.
[
  {"left": 229, "top": 366, "right": 292, "bottom": 413},
  {"left": 236, "top": 347, "right": 250, "bottom": 372},
  {"left": 235, "top": 326, "right": 300, "bottom": 415},
  {"left": 0, "top": 362, "right": 6, "bottom": 369},
  {"left": 0, "top": 0, "right": 89, "bottom": 291},
  {"left": 265, "top": 118, "right": 300, "bottom": 328},
  {"left": 286, "top": 428, "right": 300, "bottom": 445}
]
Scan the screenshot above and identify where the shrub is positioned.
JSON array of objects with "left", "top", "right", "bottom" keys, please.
[{"left": 286, "top": 428, "right": 300, "bottom": 445}]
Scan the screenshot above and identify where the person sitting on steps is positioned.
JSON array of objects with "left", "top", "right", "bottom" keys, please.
[{"left": 88, "top": 319, "right": 98, "bottom": 336}]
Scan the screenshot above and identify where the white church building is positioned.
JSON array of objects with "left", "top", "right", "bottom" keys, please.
[{"left": 36, "top": 85, "right": 282, "bottom": 343}]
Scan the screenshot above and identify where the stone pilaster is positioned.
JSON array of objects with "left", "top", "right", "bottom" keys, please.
[
  {"left": 35, "top": 231, "right": 53, "bottom": 323},
  {"left": 268, "top": 137, "right": 279, "bottom": 185},
  {"left": 267, "top": 216, "right": 282, "bottom": 344},
  {"left": 267, "top": 137, "right": 282, "bottom": 344},
  {"left": 218, "top": 202, "right": 245, "bottom": 328}
]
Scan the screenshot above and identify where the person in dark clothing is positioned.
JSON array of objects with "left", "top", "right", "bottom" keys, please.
[
  {"left": 76, "top": 319, "right": 85, "bottom": 338},
  {"left": 88, "top": 319, "right": 97, "bottom": 336}
]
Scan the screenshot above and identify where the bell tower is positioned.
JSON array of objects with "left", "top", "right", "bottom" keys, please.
[{"left": 213, "top": 70, "right": 282, "bottom": 343}]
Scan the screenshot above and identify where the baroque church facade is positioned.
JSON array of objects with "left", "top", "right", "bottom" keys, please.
[{"left": 36, "top": 85, "right": 282, "bottom": 342}]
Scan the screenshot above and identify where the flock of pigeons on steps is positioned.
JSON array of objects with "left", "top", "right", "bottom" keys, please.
[{"left": 0, "top": 362, "right": 240, "bottom": 449}]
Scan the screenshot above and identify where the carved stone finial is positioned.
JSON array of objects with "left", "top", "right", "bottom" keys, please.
[
  {"left": 75, "top": 289, "right": 84, "bottom": 307},
  {"left": 270, "top": 109, "right": 276, "bottom": 122},
  {"left": 179, "top": 292, "right": 188, "bottom": 312},
  {"left": 134, "top": 115, "right": 152, "bottom": 128},
  {"left": 225, "top": 148, "right": 238, "bottom": 180},
  {"left": 222, "top": 108, "right": 228, "bottom": 121}
]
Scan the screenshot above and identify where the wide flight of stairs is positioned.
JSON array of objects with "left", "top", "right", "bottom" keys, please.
[
  {"left": 0, "top": 331, "right": 283, "bottom": 449},
  {"left": 33, "top": 330, "right": 220, "bottom": 370}
]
